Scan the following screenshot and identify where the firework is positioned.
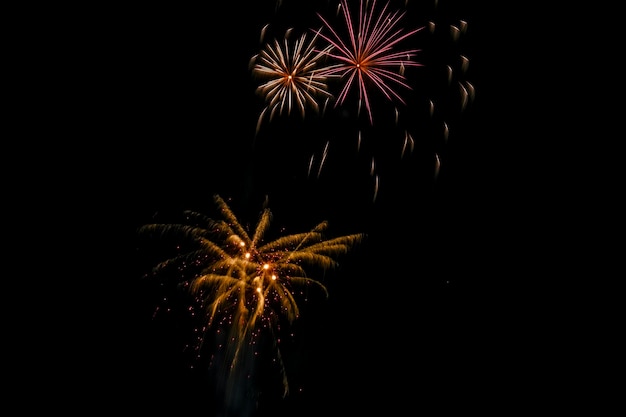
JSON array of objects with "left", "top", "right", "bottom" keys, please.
[
  {"left": 138, "top": 194, "right": 365, "bottom": 409},
  {"left": 314, "top": 0, "right": 424, "bottom": 125},
  {"left": 251, "top": 29, "right": 335, "bottom": 134}
]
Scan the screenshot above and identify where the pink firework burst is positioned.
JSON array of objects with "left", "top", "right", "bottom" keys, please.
[{"left": 314, "top": 0, "right": 424, "bottom": 124}]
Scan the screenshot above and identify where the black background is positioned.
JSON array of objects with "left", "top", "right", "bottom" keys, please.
[{"left": 41, "top": 0, "right": 612, "bottom": 415}]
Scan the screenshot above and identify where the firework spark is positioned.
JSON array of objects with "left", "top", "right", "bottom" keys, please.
[
  {"left": 401, "top": 129, "right": 414, "bottom": 159},
  {"left": 251, "top": 30, "right": 335, "bottom": 134},
  {"left": 314, "top": 0, "right": 424, "bottom": 124},
  {"left": 138, "top": 194, "right": 365, "bottom": 409}
]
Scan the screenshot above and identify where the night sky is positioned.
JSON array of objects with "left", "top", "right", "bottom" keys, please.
[{"left": 69, "top": 0, "right": 586, "bottom": 415}]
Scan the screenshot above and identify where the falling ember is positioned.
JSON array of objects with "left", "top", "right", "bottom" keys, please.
[
  {"left": 450, "top": 24, "right": 460, "bottom": 42},
  {"left": 461, "top": 55, "right": 470, "bottom": 73},
  {"left": 255, "top": 107, "right": 268, "bottom": 137},
  {"left": 401, "top": 130, "right": 414, "bottom": 159},
  {"left": 322, "top": 96, "right": 331, "bottom": 115},
  {"left": 465, "top": 81, "right": 476, "bottom": 101},
  {"left": 260, "top": 24, "right": 270, "bottom": 43},
  {"left": 459, "top": 82, "right": 469, "bottom": 111},
  {"left": 373, "top": 174, "right": 379, "bottom": 202},
  {"left": 459, "top": 20, "right": 468, "bottom": 33},
  {"left": 434, "top": 153, "right": 441, "bottom": 180},
  {"left": 307, "top": 154, "right": 315, "bottom": 178},
  {"left": 317, "top": 140, "right": 329, "bottom": 178}
]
